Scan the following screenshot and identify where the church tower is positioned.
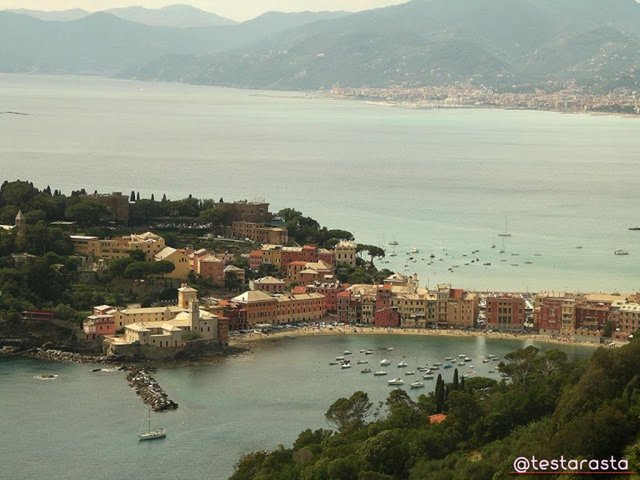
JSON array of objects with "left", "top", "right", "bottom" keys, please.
[
  {"left": 15, "top": 210, "right": 24, "bottom": 228},
  {"left": 177, "top": 284, "right": 198, "bottom": 309}
]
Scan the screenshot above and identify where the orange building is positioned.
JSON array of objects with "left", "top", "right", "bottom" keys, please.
[
  {"left": 230, "top": 290, "right": 278, "bottom": 326},
  {"left": 486, "top": 294, "right": 526, "bottom": 331}
]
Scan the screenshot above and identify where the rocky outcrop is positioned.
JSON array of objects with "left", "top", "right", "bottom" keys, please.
[
  {"left": 23, "top": 348, "right": 110, "bottom": 364},
  {"left": 126, "top": 368, "right": 178, "bottom": 411}
]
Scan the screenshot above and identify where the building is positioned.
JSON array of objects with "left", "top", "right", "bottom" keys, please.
[
  {"left": 230, "top": 290, "right": 278, "bottom": 326},
  {"left": 70, "top": 231, "right": 166, "bottom": 262},
  {"left": 334, "top": 240, "right": 357, "bottom": 267},
  {"left": 230, "top": 221, "right": 288, "bottom": 244},
  {"left": 433, "top": 284, "right": 478, "bottom": 328},
  {"left": 275, "top": 293, "right": 326, "bottom": 324},
  {"left": 306, "top": 282, "right": 346, "bottom": 313},
  {"left": 195, "top": 254, "right": 226, "bottom": 285},
  {"left": 486, "top": 294, "right": 526, "bottom": 331},
  {"left": 224, "top": 265, "right": 246, "bottom": 286},
  {"left": 84, "top": 191, "right": 130, "bottom": 223},
  {"left": 154, "top": 247, "right": 190, "bottom": 279},
  {"left": 230, "top": 200, "right": 272, "bottom": 223},
  {"left": 250, "top": 276, "right": 286, "bottom": 294},
  {"left": 103, "top": 285, "right": 226, "bottom": 356},
  {"left": 534, "top": 292, "right": 576, "bottom": 336}
]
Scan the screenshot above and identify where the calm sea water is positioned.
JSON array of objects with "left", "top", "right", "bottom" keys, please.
[
  {"left": 1, "top": 73, "right": 639, "bottom": 291},
  {"left": 0, "top": 335, "right": 594, "bottom": 479}
]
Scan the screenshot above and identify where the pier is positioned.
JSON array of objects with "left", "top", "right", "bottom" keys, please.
[{"left": 126, "top": 367, "right": 178, "bottom": 411}]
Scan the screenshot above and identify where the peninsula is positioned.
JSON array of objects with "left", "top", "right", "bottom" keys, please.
[{"left": 0, "top": 180, "right": 638, "bottom": 363}]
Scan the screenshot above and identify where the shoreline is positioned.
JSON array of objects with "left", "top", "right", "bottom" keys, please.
[{"left": 229, "top": 325, "right": 610, "bottom": 350}]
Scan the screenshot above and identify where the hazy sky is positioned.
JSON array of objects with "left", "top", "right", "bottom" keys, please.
[{"left": 0, "top": 0, "right": 409, "bottom": 21}]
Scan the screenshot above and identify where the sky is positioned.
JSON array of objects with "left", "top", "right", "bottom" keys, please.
[{"left": 0, "top": 0, "right": 409, "bottom": 21}]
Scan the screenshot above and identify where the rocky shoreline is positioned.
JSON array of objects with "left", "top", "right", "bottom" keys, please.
[
  {"left": 125, "top": 367, "right": 178, "bottom": 412},
  {"left": 0, "top": 346, "right": 112, "bottom": 363}
]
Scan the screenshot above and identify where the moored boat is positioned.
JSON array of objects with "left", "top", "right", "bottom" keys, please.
[
  {"left": 387, "top": 377, "right": 404, "bottom": 386},
  {"left": 410, "top": 381, "right": 425, "bottom": 389}
]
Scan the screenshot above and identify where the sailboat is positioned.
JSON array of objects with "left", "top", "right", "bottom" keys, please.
[
  {"left": 498, "top": 215, "right": 511, "bottom": 237},
  {"left": 138, "top": 408, "right": 166, "bottom": 441}
]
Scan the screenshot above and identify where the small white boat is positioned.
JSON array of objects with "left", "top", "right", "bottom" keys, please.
[
  {"left": 386, "top": 347, "right": 394, "bottom": 351},
  {"left": 341, "top": 363, "right": 351, "bottom": 369},
  {"left": 458, "top": 354, "right": 466, "bottom": 358},
  {"left": 464, "top": 357, "right": 472, "bottom": 362},
  {"left": 380, "top": 359, "right": 391, "bottom": 366},
  {"left": 387, "top": 377, "right": 405, "bottom": 386},
  {"left": 410, "top": 247, "right": 419, "bottom": 253},
  {"left": 336, "top": 356, "right": 345, "bottom": 361},
  {"left": 359, "top": 349, "right": 366, "bottom": 353},
  {"left": 457, "top": 362, "right": 465, "bottom": 366},
  {"left": 430, "top": 365, "right": 440, "bottom": 370},
  {"left": 432, "top": 362, "right": 442, "bottom": 367},
  {"left": 34, "top": 374, "right": 58, "bottom": 381},
  {"left": 343, "top": 350, "right": 352, "bottom": 355},
  {"left": 405, "top": 371, "right": 415, "bottom": 376},
  {"left": 444, "top": 357, "right": 453, "bottom": 361},
  {"left": 397, "top": 361, "right": 408, "bottom": 368},
  {"left": 374, "top": 371, "right": 388, "bottom": 376},
  {"left": 328, "top": 361, "right": 338, "bottom": 366},
  {"left": 361, "top": 368, "right": 372, "bottom": 374},
  {"left": 357, "top": 360, "right": 368, "bottom": 365},
  {"left": 410, "top": 381, "right": 425, "bottom": 389},
  {"left": 615, "top": 249, "right": 629, "bottom": 256},
  {"left": 423, "top": 374, "right": 434, "bottom": 380},
  {"left": 138, "top": 409, "right": 166, "bottom": 441},
  {"left": 365, "top": 350, "right": 374, "bottom": 355}
]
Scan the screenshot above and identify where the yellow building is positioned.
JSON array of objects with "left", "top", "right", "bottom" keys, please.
[
  {"left": 70, "top": 231, "right": 165, "bottom": 261},
  {"left": 154, "top": 247, "right": 191, "bottom": 279},
  {"left": 105, "top": 285, "right": 219, "bottom": 352},
  {"left": 334, "top": 241, "right": 357, "bottom": 267}
]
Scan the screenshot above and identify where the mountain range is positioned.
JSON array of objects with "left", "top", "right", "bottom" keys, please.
[{"left": 2, "top": 0, "right": 640, "bottom": 92}]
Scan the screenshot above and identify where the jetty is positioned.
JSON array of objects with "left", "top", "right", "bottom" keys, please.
[{"left": 126, "top": 367, "right": 178, "bottom": 411}]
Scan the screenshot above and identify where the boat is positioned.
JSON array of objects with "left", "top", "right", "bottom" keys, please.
[
  {"left": 498, "top": 215, "right": 511, "bottom": 237},
  {"left": 423, "top": 373, "right": 434, "bottom": 380},
  {"left": 482, "top": 359, "right": 490, "bottom": 363},
  {"left": 432, "top": 362, "right": 442, "bottom": 366},
  {"left": 34, "top": 374, "right": 58, "bottom": 380},
  {"left": 389, "top": 239, "right": 399, "bottom": 246},
  {"left": 373, "top": 371, "right": 388, "bottom": 376},
  {"left": 336, "top": 356, "right": 344, "bottom": 361},
  {"left": 380, "top": 359, "right": 391, "bottom": 366},
  {"left": 457, "top": 362, "right": 465, "bottom": 366},
  {"left": 410, "top": 247, "right": 419, "bottom": 254},
  {"left": 138, "top": 409, "right": 166, "bottom": 441},
  {"left": 357, "top": 360, "right": 369, "bottom": 365},
  {"left": 410, "top": 381, "right": 425, "bottom": 389},
  {"left": 443, "top": 364, "right": 453, "bottom": 369},
  {"left": 397, "top": 361, "right": 408, "bottom": 368},
  {"left": 387, "top": 377, "right": 405, "bottom": 386},
  {"left": 343, "top": 350, "right": 352, "bottom": 355},
  {"left": 341, "top": 363, "right": 352, "bottom": 369},
  {"left": 328, "top": 362, "right": 338, "bottom": 366},
  {"left": 405, "top": 371, "right": 416, "bottom": 376},
  {"left": 361, "top": 368, "right": 372, "bottom": 374},
  {"left": 458, "top": 354, "right": 466, "bottom": 358},
  {"left": 464, "top": 357, "right": 472, "bottom": 362},
  {"left": 386, "top": 347, "right": 394, "bottom": 351},
  {"left": 365, "top": 350, "right": 373, "bottom": 355},
  {"left": 444, "top": 356, "right": 453, "bottom": 361},
  {"left": 629, "top": 227, "right": 640, "bottom": 231},
  {"left": 614, "top": 249, "right": 629, "bottom": 256}
]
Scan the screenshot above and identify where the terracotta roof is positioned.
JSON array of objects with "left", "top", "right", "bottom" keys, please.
[{"left": 429, "top": 414, "right": 448, "bottom": 424}]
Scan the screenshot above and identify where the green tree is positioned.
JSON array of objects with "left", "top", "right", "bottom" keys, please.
[{"left": 325, "top": 391, "right": 372, "bottom": 433}]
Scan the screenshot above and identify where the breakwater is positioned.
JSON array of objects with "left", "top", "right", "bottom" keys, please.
[
  {"left": 126, "top": 367, "right": 179, "bottom": 411},
  {"left": 16, "top": 347, "right": 110, "bottom": 364}
]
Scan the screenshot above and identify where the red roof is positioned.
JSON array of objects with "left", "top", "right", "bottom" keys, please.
[
  {"left": 292, "top": 286, "right": 308, "bottom": 294},
  {"left": 429, "top": 414, "right": 448, "bottom": 424},
  {"left": 337, "top": 291, "right": 351, "bottom": 298},
  {"left": 289, "top": 261, "right": 307, "bottom": 266},
  {"left": 249, "top": 250, "right": 262, "bottom": 257}
]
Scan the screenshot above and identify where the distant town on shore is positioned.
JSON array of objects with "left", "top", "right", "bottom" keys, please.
[{"left": 0, "top": 180, "right": 638, "bottom": 362}]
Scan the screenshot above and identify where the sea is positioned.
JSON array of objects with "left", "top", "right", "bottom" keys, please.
[
  {"left": 0, "top": 335, "right": 594, "bottom": 479},
  {"left": 0, "top": 73, "right": 635, "bottom": 477},
  {"left": 1, "top": 73, "right": 639, "bottom": 292}
]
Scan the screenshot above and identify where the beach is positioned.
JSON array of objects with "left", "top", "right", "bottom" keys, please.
[{"left": 229, "top": 324, "right": 610, "bottom": 349}]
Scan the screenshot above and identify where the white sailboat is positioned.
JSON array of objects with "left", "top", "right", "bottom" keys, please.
[
  {"left": 498, "top": 215, "right": 511, "bottom": 237},
  {"left": 138, "top": 408, "right": 166, "bottom": 441}
]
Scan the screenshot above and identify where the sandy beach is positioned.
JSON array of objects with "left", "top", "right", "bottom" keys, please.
[{"left": 229, "top": 325, "right": 611, "bottom": 349}]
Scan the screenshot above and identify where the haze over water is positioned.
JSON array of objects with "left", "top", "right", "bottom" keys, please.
[{"left": 1, "top": 73, "right": 639, "bottom": 292}]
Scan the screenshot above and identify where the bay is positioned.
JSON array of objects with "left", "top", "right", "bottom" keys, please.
[
  {"left": 1, "top": 73, "right": 639, "bottom": 290},
  {"left": 0, "top": 335, "right": 593, "bottom": 479}
]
